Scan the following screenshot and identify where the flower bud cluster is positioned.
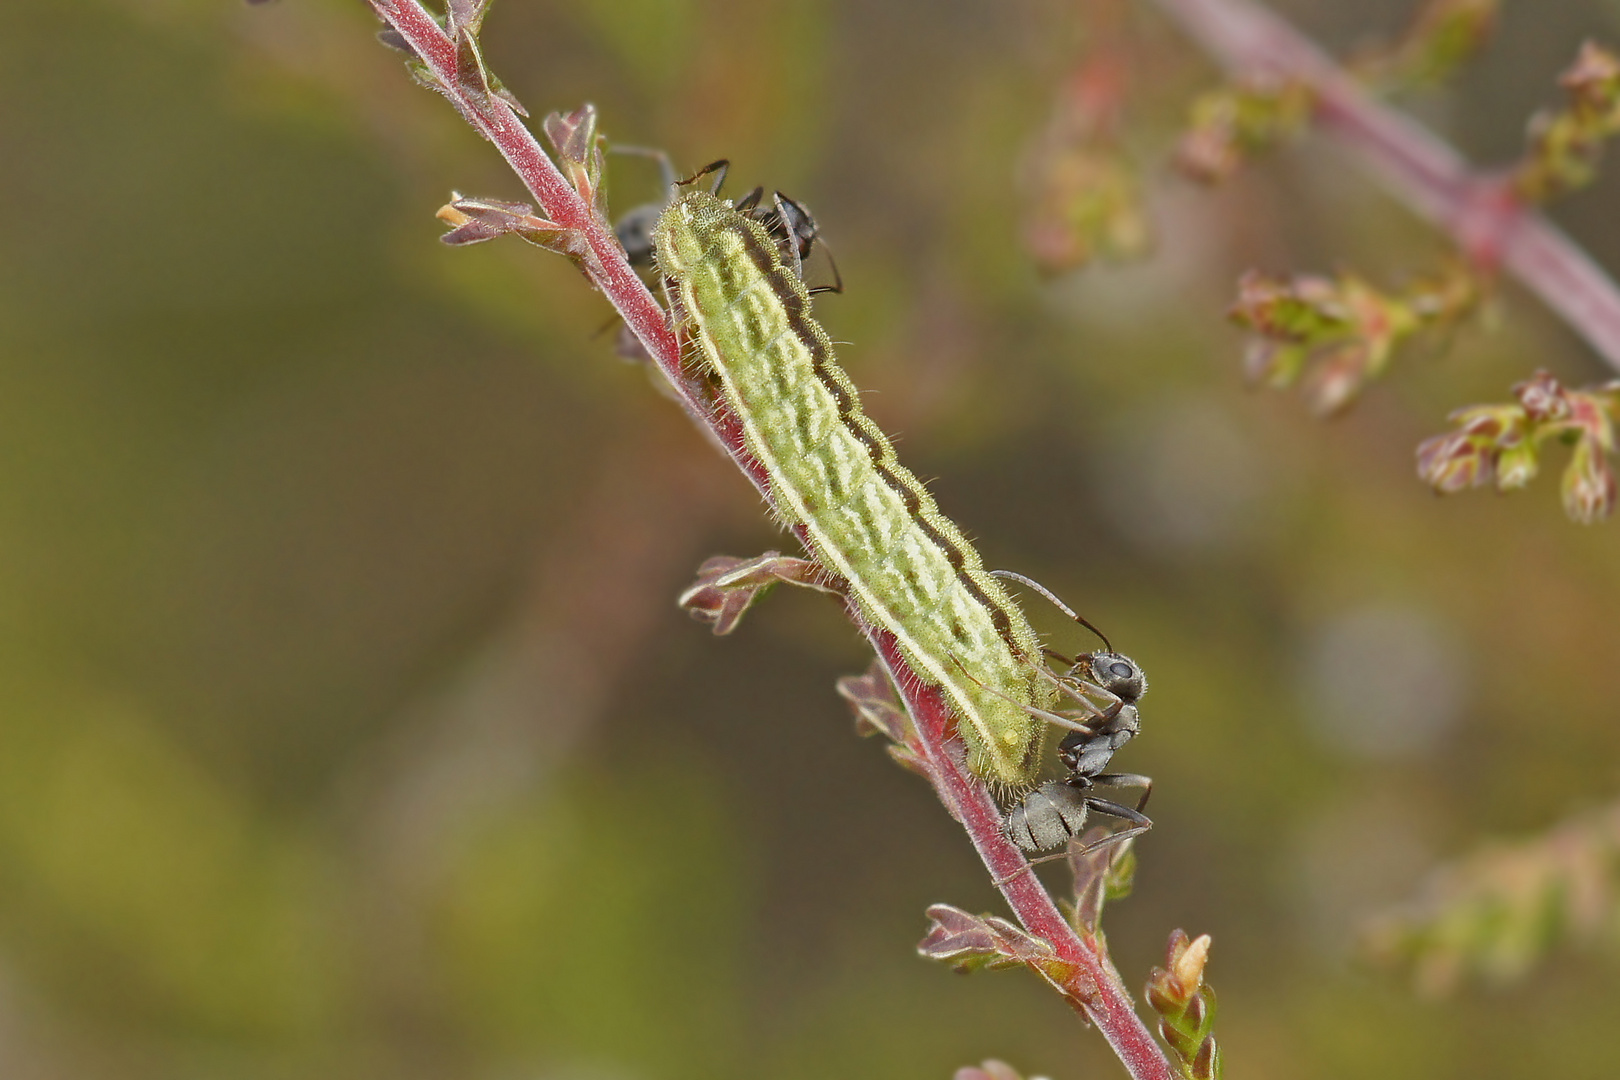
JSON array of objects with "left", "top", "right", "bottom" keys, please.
[
  {"left": 954, "top": 1061, "right": 1046, "bottom": 1080},
  {"left": 1516, "top": 42, "right": 1620, "bottom": 202},
  {"left": 1145, "top": 930, "right": 1220, "bottom": 1080},
  {"left": 1415, "top": 370, "right": 1620, "bottom": 522},
  {"left": 1229, "top": 265, "right": 1479, "bottom": 415},
  {"left": 1021, "top": 58, "right": 1150, "bottom": 273},
  {"left": 1354, "top": 0, "right": 1499, "bottom": 92},
  {"left": 433, "top": 105, "right": 609, "bottom": 274},
  {"left": 1175, "top": 75, "right": 1314, "bottom": 184}
]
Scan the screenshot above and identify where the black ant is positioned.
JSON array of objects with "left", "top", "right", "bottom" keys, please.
[
  {"left": 611, "top": 151, "right": 842, "bottom": 293},
  {"left": 990, "top": 570, "right": 1153, "bottom": 858}
]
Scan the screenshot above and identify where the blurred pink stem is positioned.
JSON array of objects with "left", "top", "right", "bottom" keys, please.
[
  {"left": 1151, "top": 0, "right": 1620, "bottom": 376},
  {"left": 364, "top": 1, "right": 1174, "bottom": 1077}
]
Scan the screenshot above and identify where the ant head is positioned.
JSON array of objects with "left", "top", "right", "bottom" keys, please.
[
  {"left": 1075, "top": 652, "right": 1147, "bottom": 704},
  {"left": 769, "top": 193, "right": 820, "bottom": 263},
  {"left": 739, "top": 192, "right": 830, "bottom": 284}
]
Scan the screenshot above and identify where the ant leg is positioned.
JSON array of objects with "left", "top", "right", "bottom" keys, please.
[
  {"left": 785, "top": 194, "right": 843, "bottom": 296},
  {"left": 1022, "top": 644, "right": 1122, "bottom": 714},
  {"left": 1018, "top": 701, "right": 1101, "bottom": 735},
  {"left": 807, "top": 265, "right": 843, "bottom": 296},
  {"left": 1042, "top": 646, "right": 1075, "bottom": 668},
  {"left": 990, "top": 864, "right": 1036, "bottom": 888},
  {"left": 1068, "top": 797, "right": 1153, "bottom": 859},
  {"left": 1088, "top": 772, "right": 1153, "bottom": 812},
  {"left": 1028, "top": 659, "right": 1118, "bottom": 718},
  {"left": 1069, "top": 820, "right": 1150, "bottom": 861},
  {"left": 607, "top": 144, "right": 677, "bottom": 193},
  {"left": 946, "top": 656, "right": 1101, "bottom": 734},
  {"left": 733, "top": 186, "right": 764, "bottom": 214},
  {"left": 992, "top": 840, "right": 1111, "bottom": 888},
  {"left": 819, "top": 246, "right": 844, "bottom": 295},
  {"left": 991, "top": 851, "right": 1075, "bottom": 888},
  {"left": 1080, "top": 797, "right": 1151, "bottom": 831}
]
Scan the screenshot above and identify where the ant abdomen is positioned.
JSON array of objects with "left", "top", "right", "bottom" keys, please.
[{"left": 1004, "top": 781, "right": 1092, "bottom": 853}]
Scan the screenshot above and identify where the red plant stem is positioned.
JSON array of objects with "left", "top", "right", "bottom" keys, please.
[
  {"left": 878, "top": 635, "right": 1172, "bottom": 1079},
  {"left": 363, "top": 2, "right": 1175, "bottom": 1077},
  {"left": 1151, "top": 0, "right": 1620, "bottom": 376},
  {"left": 368, "top": 0, "right": 709, "bottom": 421}
]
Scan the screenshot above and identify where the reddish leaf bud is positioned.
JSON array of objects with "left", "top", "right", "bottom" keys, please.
[
  {"left": 1562, "top": 434, "right": 1617, "bottom": 523},
  {"left": 1560, "top": 41, "right": 1620, "bottom": 122},
  {"left": 836, "top": 664, "right": 909, "bottom": 743},
  {"left": 953, "top": 1061, "right": 1030, "bottom": 1080},
  {"left": 1192, "top": 1035, "right": 1221, "bottom": 1080},
  {"left": 1514, "top": 370, "right": 1571, "bottom": 422},
  {"left": 1169, "top": 931, "right": 1213, "bottom": 999},
  {"left": 1494, "top": 437, "right": 1540, "bottom": 490},
  {"left": 1415, "top": 430, "right": 1495, "bottom": 493},
  {"left": 677, "top": 552, "right": 833, "bottom": 635},
  {"left": 1302, "top": 341, "right": 1374, "bottom": 415}
]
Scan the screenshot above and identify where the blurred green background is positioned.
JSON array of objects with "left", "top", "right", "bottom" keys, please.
[{"left": 3, "top": 0, "right": 1620, "bottom": 1076}]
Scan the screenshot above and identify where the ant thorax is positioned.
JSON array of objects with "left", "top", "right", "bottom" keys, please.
[{"left": 1003, "top": 642, "right": 1153, "bottom": 857}]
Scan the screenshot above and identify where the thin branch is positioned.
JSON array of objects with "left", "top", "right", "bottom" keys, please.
[
  {"left": 884, "top": 638, "right": 1173, "bottom": 1079},
  {"left": 1151, "top": 0, "right": 1620, "bottom": 377},
  {"left": 362, "top": 1, "right": 1175, "bottom": 1076},
  {"left": 368, "top": 0, "right": 712, "bottom": 427}
]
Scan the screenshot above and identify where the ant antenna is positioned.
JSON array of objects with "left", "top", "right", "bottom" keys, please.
[
  {"left": 991, "top": 570, "right": 1113, "bottom": 654},
  {"left": 676, "top": 159, "right": 730, "bottom": 194},
  {"left": 659, "top": 162, "right": 842, "bottom": 296}
]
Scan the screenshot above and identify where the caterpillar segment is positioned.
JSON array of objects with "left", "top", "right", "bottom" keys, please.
[{"left": 653, "top": 189, "right": 1054, "bottom": 786}]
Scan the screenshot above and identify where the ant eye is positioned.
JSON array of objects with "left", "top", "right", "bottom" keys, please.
[{"left": 1107, "top": 661, "right": 1135, "bottom": 680}]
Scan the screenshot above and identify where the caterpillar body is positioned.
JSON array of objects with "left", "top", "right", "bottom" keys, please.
[{"left": 653, "top": 188, "right": 1054, "bottom": 787}]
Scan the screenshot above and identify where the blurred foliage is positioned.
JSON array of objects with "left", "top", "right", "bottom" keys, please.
[
  {"left": 6, "top": 1, "right": 1620, "bottom": 1079},
  {"left": 1352, "top": 0, "right": 1500, "bottom": 92},
  {"left": 1516, "top": 40, "right": 1620, "bottom": 202},
  {"left": 1175, "top": 73, "right": 1315, "bottom": 184},
  {"left": 1416, "top": 369, "right": 1620, "bottom": 522},
  {"left": 1020, "top": 41, "right": 1153, "bottom": 274},
  {"left": 1229, "top": 263, "right": 1482, "bottom": 416},
  {"left": 1366, "top": 800, "right": 1620, "bottom": 996}
]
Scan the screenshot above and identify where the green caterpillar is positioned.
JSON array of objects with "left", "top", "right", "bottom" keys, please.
[{"left": 653, "top": 188, "right": 1054, "bottom": 787}]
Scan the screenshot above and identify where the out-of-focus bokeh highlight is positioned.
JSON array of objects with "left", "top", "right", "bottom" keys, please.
[{"left": 4, "top": 0, "right": 1620, "bottom": 1076}]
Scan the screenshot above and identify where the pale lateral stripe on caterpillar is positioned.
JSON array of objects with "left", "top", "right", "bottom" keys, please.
[{"left": 653, "top": 188, "right": 1054, "bottom": 786}]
